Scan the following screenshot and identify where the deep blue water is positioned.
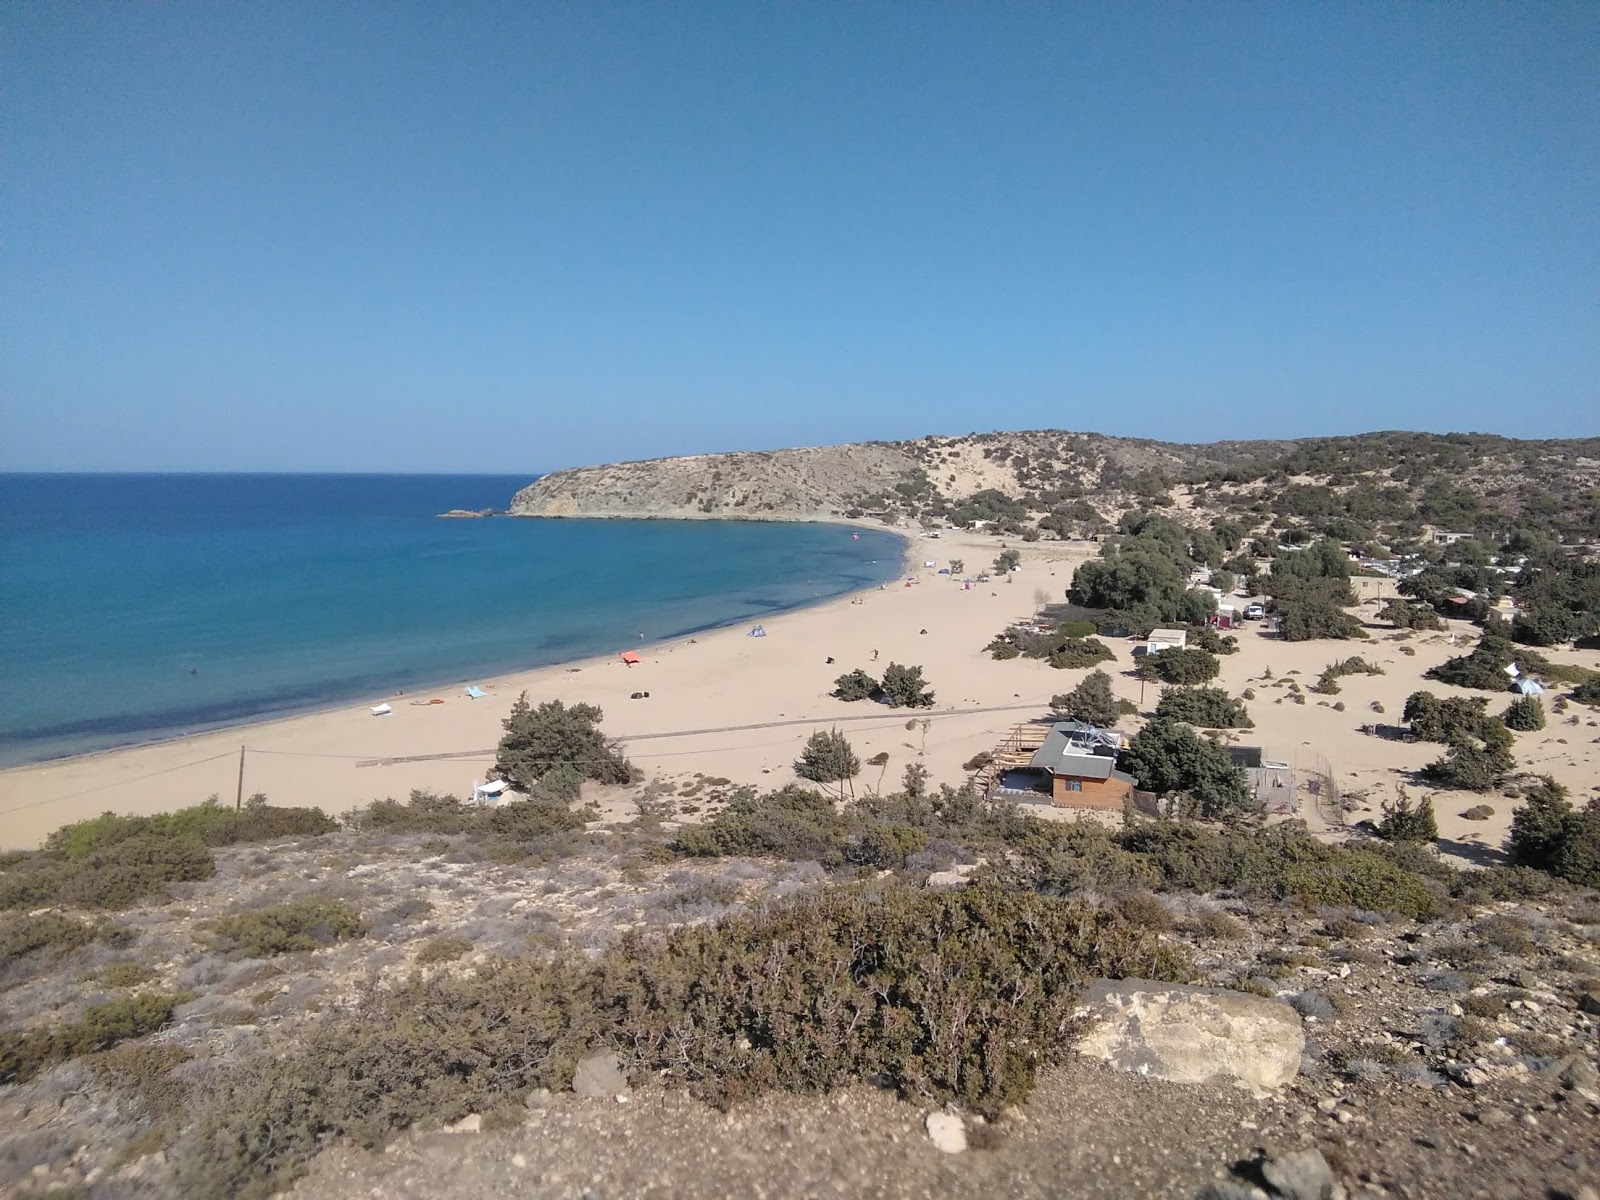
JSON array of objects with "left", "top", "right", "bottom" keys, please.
[{"left": 0, "top": 475, "right": 903, "bottom": 766}]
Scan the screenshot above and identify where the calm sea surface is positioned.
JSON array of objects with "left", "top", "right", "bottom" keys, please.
[{"left": 0, "top": 475, "right": 903, "bottom": 766}]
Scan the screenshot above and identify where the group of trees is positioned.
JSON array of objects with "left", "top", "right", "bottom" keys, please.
[
  {"left": 1117, "top": 718, "right": 1249, "bottom": 819},
  {"left": 1265, "top": 539, "right": 1367, "bottom": 642},
  {"left": 1402, "top": 691, "right": 1517, "bottom": 793},
  {"left": 832, "top": 663, "right": 935, "bottom": 709},
  {"left": 1067, "top": 511, "right": 1220, "bottom": 629},
  {"left": 1152, "top": 686, "right": 1253, "bottom": 729},
  {"left": 988, "top": 620, "right": 1116, "bottom": 671}
]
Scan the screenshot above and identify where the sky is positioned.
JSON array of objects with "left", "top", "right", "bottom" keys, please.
[{"left": 3, "top": 2, "right": 1597, "bottom": 473}]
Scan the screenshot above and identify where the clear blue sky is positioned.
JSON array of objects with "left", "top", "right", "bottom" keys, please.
[{"left": 4, "top": 2, "right": 1596, "bottom": 472}]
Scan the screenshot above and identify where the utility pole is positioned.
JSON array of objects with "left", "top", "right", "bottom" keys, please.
[{"left": 235, "top": 745, "right": 245, "bottom": 810}]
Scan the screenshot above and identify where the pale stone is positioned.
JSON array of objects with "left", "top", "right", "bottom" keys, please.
[
  {"left": 573, "top": 1051, "right": 630, "bottom": 1098},
  {"left": 924, "top": 1111, "right": 967, "bottom": 1154},
  {"left": 1072, "top": 979, "right": 1305, "bottom": 1099}
]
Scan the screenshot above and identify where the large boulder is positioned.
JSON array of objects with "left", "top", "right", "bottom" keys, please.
[{"left": 1072, "top": 979, "right": 1304, "bottom": 1098}]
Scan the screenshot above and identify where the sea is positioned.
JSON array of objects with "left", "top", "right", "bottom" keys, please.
[{"left": 0, "top": 474, "right": 905, "bottom": 767}]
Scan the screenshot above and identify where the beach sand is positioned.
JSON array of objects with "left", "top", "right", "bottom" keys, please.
[{"left": 3, "top": 529, "right": 1597, "bottom": 861}]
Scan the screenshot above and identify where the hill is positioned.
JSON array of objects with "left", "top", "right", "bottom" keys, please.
[{"left": 510, "top": 430, "right": 1600, "bottom": 545}]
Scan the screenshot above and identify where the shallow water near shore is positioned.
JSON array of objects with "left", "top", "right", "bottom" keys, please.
[{"left": 0, "top": 474, "right": 903, "bottom": 766}]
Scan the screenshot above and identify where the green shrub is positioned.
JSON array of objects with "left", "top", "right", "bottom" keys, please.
[
  {"left": 1047, "top": 637, "right": 1116, "bottom": 671},
  {"left": 0, "top": 834, "right": 216, "bottom": 911},
  {"left": 177, "top": 885, "right": 1186, "bottom": 1199},
  {"left": 1188, "top": 626, "right": 1238, "bottom": 655},
  {"left": 1313, "top": 656, "right": 1384, "bottom": 694},
  {"left": 1571, "top": 678, "right": 1600, "bottom": 707},
  {"left": 673, "top": 786, "right": 847, "bottom": 862},
  {"left": 1377, "top": 599, "right": 1444, "bottom": 631},
  {"left": 795, "top": 728, "right": 861, "bottom": 789},
  {"left": 988, "top": 642, "right": 1020, "bottom": 661},
  {"left": 1427, "top": 635, "right": 1539, "bottom": 692},
  {"left": 832, "top": 668, "right": 878, "bottom": 701},
  {"left": 1118, "top": 718, "right": 1248, "bottom": 818},
  {"left": 1136, "top": 647, "right": 1220, "bottom": 684},
  {"left": 94, "top": 961, "right": 157, "bottom": 988},
  {"left": 1501, "top": 696, "right": 1546, "bottom": 731},
  {"left": 46, "top": 798, "right": 335, "bottom": 857},
  {"left": 86, "top": 1041, "right": 193, "bottom": 1122},
  {"left": 1375, "top": 794, "right": 1438, "bottom": 843},
  {"left": 0, "top": 991, "right": 191, "bottom": 1084},
  {"left": 0, "top": 912, "right": 99, "bottom": 970},
  {"left": 1050, "top": 669, "right": 1120, "bottom": 726},
  {"left": 845, "top": 824, "right": 929, "bottom": 869},
  {"left": 1152, "top": 685, "right": 1253, "bottom": 729},
  {"left": 204, "top": 898, "right": 367, "bottom": 958},
  {"left": 877, "top": 662, "right": 935, "bottom": 708},
  {"left": 494, "top": 694, "right": 634, "bottom": 790},
  {"left": 415, "top": 936, "right": 474, "bottom": 965},
  {"left": 1421, "top": 742, "right": 1515, "bottom": 792}
]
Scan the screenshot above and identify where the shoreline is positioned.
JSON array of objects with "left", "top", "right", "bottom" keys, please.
[{"left": 0, "top": 515, "right": 915, "bottom": 773}]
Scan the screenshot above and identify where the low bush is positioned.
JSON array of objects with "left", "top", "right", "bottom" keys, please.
[
  {"left": 1571, "top": 678, "right": 1600, "bottom": 707},
  {"left": 0, "top": 834, "right": 216, "bottom": 911},
  {"left": 1152, "top": 686, "right": 1253, "bottom": 729},
  {"left": 204, "top": 898, "right": 367, "bottom": 958},
  {"left": 0, "top": 912, "right": 99, "bottom": 971},
  {"left": 1421, "top": 742, "right": 1515, "bottom": 792},
  {"left": 176, "top": 885, "right": 1187, "bottom": 1198},
  {"left": 0, "top": 991, "right": 192, "bottom": 1084},
  {"left": 1501, "top": 696, "right": 1546, "bottom": 731},
  {"left": 1460, "top": 805, "right": 1495, "bottom": 821},
  {"left": 1375, "top": 794, "right": 1438, "bottom": 843},
  {"left": 415, "top": 936, "right": 474, "bottom": 965},
  {"left": 1313, "top": 656, "right": 1384, "bottom": 695},
  {"left": 831, "top": 668, "right": 878, "bottom": 701},
  {"left": 1507, "top": 778, "right": 1600, "bottom": 887},
  {"left": 1136, "top": 647, "right": 1220, "bottom": 684},
  {"left": 1046, "top": 637, "right": 1116, "bottom": 671},
  {"left": 45, "top": 797, "right": 336, "bottom": 857}
]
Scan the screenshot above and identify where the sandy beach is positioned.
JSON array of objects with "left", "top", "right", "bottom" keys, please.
[{"left": 3, "top": 527, "right": 1596, "bottom": 861}]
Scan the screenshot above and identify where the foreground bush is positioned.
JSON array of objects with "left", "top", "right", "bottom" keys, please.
[
  {"left": 0, "top": 991, "right": 191, "bottom": 1084},
  {"left": 0, "top": 834, "right": 216, "bottom": 911},
  {"left": 46, "top": 797, "right": 336, "bottom": 858},
  {"left": 204, "top": 898, "right": 367, "bottom": 957},
  {"left": 176, "top": 885, "right": 1185, "bottom": 1198},
  {"left": 1508, "top": 778, "right": 1600, "bottom": 887},
  {"left": 0, "top": 912, "right": 100, "bottom": 971},
  {"left": 1501, "top": 695, "right": 1546, "bottom": 731}
]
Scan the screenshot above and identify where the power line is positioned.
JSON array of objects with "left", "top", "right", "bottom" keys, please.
[{"left": 0, "top": 751, "right": 237, "bottom": 816}]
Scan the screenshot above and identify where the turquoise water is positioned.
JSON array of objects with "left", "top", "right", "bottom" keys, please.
[{"left": 0, "top": 475, "right": 903, "bottom": 766}]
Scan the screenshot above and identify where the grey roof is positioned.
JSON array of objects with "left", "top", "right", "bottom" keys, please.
[{"left": 1029, "top": 721, "right": 1123, "bottom": 779}]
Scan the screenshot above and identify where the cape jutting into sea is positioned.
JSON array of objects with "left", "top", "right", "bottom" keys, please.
[{"left": 0, "top": 473, "right": 904, "bottom": 767}]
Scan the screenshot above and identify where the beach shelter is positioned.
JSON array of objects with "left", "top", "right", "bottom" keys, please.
[
  {"left": 369, "top": 703, "right": 392, "bottom": 717},
  {"left": 620, "top": 650, "right": 641, "bottom": 665},
  {"left": 748, "top": 625, "right": 767, "bottom": 637},
  {"left": 1515, "top": 678, "right": 1545, "bottom": 696},
  {"left": 464, "top": 686, "right": 487, "bottom": 699}
]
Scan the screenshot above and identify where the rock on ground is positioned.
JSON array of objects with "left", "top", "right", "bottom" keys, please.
[
  {"left": 572, "top": 1051, "right": 630, "bottom": 1098},
  {"left": 1072, "top": 979, "right": 1304, "bottom": 1099}
]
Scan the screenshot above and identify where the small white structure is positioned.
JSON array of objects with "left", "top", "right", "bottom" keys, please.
[
  {"left": 1145, "top": 628, "right": 1189, "bottom": 655},
  {"left": 369, "top": 703, "right": 392, "bottom": 717},
  {"left": 472, "top": 778, "right": 514, "bottom": 806}
]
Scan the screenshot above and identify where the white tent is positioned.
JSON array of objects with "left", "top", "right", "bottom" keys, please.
[
  {"left": 369, "top": 703, "right": 392, "bottom": 716},
  {"left": 1515, "top": 678, "right": 1545, "bottom": 696},
  {"left": 748, "top": 625, "right": 767, "bottom": 637}
]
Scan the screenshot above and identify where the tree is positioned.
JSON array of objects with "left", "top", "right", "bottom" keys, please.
[
  {"left": 795, "top": 728, "right": 860, "bottom": 797},
  {"left": 1402, "top": 691, "right": 1497, "bottom": 744},
  {"left": 1376, "top": 599, "right": 1444, "bottom": 631},
  {"left": 1508, "top": 777, "right": 1572, "bottom": 870},
  {"left": 1376, "top": 792, "right": 1438, "bottom": 843},
  {"left": 1420, "top": 741, "right": 1514, "bottom": 792},
  {"left": 1136, "top": 647, "right": 1220, "bottom": 684},
  {"left": 1211, "top": 568, "right": 1236, "bottom": 595},
  {"left": 1510, "top": 605, "right": 1583, "bottom": 647},
  {"left": 1118, "top": 718, "right": 1249, "bottom": 819},
  {"left": 494, "top": 695, "right": 634, "bottom": 792},
  {"left": 878, "top": 662, "right": 935, "bottom": 708},
  {"left": 1153, "top": 686, "right": 1253, "bottom": 729},
  {"left": 1273, "top": 593, "right": 1367, "bottom": 641},
  {"left": 1051, "top": 669, "right": 1119, "bottom": 727},
  {"left": 994, "top": 548, "right": 1021, "bottom": 574},
  {"left": 1501, "top": 695, "right": 1546, "bottom": 732},
  {"left": 1426, "top": 634, "right": 1526, "bottom": 692},
  {"left": 832, "top": 668, "right": 878, "bottom": 702}
]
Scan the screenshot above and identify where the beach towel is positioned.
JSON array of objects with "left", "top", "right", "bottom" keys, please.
[{"left": 464, "top": 686, "right": 487, "bottom": 699}]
